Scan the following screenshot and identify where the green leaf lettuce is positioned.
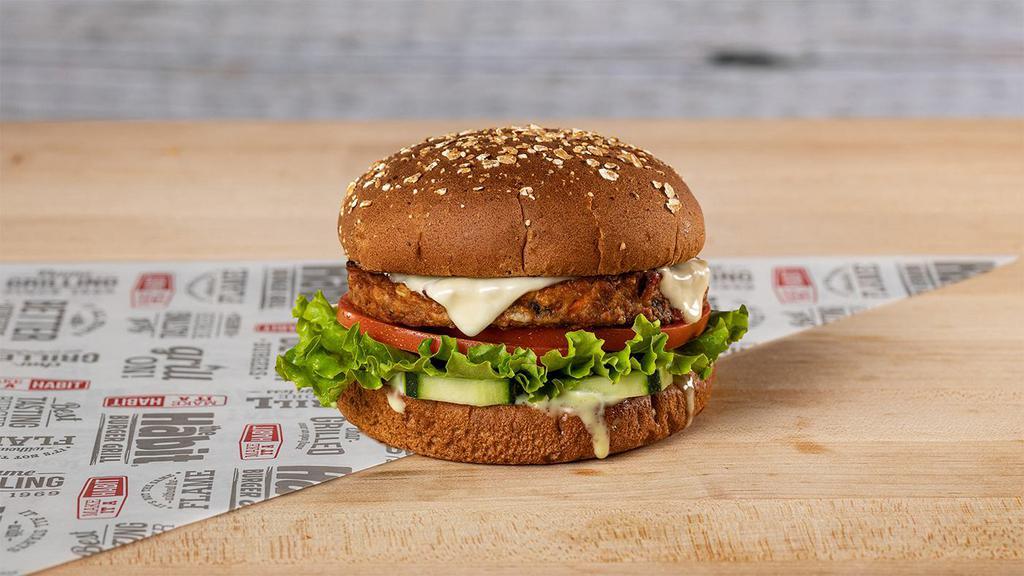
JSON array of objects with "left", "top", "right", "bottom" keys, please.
[{"left": 275, "top": 292, "right": 748, "bottom": 406}]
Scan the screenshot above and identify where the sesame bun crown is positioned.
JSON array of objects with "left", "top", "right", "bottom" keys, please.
[{"left": 339, "top": 126, "right": 704, "bottom": 277}]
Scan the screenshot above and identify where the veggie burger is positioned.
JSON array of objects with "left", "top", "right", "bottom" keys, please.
[{"left": 276, "top": 126, "right": 747, "bottom": 464}]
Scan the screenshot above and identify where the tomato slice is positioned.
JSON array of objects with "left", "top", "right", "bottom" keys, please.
[{"left": 336, "top": 294, "right": 710, "bottom": 357}]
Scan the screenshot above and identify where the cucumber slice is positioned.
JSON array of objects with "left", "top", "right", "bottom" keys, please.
[
  {"left": 395, "top": 373, "right": 513, "bottom": 406},
  {"left": 650, "top": 369, "right": 672, "bottom": 392},
  {"left": 388, "top": 370, "right": 667, "bottom": 408},
  {"left": 401, "top": 372, "right": 417, "bottom": 397},
  {"left": 572, "top": 369, "right": 669, "bottom": 401}
]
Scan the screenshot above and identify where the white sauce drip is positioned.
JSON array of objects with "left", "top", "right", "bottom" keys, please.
[
  {"left": 528, "top": 391, "right": 611, "bottom": 459},
  {"left": 658, "top": 258, "right": 710, "bottom": 323},
  {"left": 385, "top": 379, "right": 406, "bottom": 414},
  {"left": 678, "top": 373, "right": 696, "bottom": 428},
  {"left": 525, "top": 375, "right": 699, "bottom": 459},
  {"left": 389, "top": 274, "right": 567, "bottom": 336}
]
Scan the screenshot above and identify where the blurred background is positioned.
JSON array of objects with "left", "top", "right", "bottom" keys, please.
[{"left": 1, "top": 0, "right": 1022, "bottom": 120}]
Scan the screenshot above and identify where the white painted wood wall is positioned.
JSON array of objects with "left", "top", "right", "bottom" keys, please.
[{"left": 2, "top": 0, "right": 1021, "bottom": 119}]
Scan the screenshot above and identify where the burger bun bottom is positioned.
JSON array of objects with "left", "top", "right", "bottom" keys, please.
[{"left": 338, "top": 371, "right": 713, "bottom": 465}]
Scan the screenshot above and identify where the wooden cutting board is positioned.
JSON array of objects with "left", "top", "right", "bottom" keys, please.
[{"left": 3, "top": 120, "right": 1022, "bottom": 574}]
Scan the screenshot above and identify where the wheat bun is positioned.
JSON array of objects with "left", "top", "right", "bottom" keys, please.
[
  {"left": 338, "top": 372, "right": 712, "bottom": 464},
  {"left": 339, "top": 126, "right": 704, "bottom": 278}
]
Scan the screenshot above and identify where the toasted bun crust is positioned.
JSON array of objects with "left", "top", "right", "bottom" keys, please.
[
  {"left": 339, "top": 126, "right": 704, "bottom": 277},
  {"left": 338, "top": 373, "right": 712, "bottom": 464}
]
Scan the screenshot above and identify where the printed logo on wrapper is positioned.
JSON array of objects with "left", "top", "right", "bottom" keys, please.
[
  {"left": 103, "top": 394, "right": 227, "bottom": 408},
  {"left": 140, "top": 470, "right": 216, "bottom": 510},
  {"left": 0, "top": 349, "right": 100, "bottom": 368},
  {"left": 784, "top": 305, "right": 865, "bottom": 328},
  {"left": 3, "top": 269, "right": 118, "bottom": 296},
  {"left": 824, "top": 264, "right": 889, "bottom": 299},
  {"left": 239, "top": 424, "right": 283, "bottom": 460},
  {"left": 0, "top": 435, "right": 75, "bottom": 460},
  {"left": 259, "top": 264, "right": 346, "bottom": 310},
  {"left": 254, "top": 322, "right": 296, "bottom": 333},
  {"left": 77, "top": 476, "right": 128, "bottom": 520},
  {"left": 1, "top": 377, "right": 90, "bottom": 391},
  {"left": 0, "top": 395, "right": 81, "bottom": 460},
  {"left": 228, "top": 465, "right": 351, "bottom": 509},
  {"left": 711, "top": 265, "right": 756, "bottom": 291},
  {"left": 131, "top": 273, "right": 175, "bottom": 308},
  {"left": 0, "top": 470, "right": 65, "bottom": 499},
  {"left": 0, "top": 395, "right": 82, "bottom": 427},
  {"left": 1, "top": 300, "right": 107, "bottom": 341},
  {"left": 186, "top": 268, "right": 249, "bottom": 304},
  {"left": 294, "top": 416, "right": 346, "bottom": 456},
  {"left": 897, "top": 259, "right": 997, "bottom": 295},
  {"left": 772, "top": 266, "right": 817, "bottom": 304},
  {"left": 246, "top": 387, "right": 321, "bottom": 410},
  {"left": 126, "top": 311, "right": 242, "bottom": 339},
  {"left": 121, "top": 346, "right": 224, "bottom": 381},
  {"left": 0, "top": 302, "right": 11, "bottom": 334},
  {"left": 249, "top": 336, "right": 298, "bottom": 381},
  {"left": 90, "top": 412, "right": 220, "bottom": 465},
  {"left": 70, "top": 521, "right": 172, "bottom": 557},
  {"left": 0, "top": 505, "right": 50, "bottom": 554}
]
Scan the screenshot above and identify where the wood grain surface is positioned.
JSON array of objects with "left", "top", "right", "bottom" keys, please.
[
  {"left": 2, "top": 120, "right": 1023, "bottom": 574},
  {"left": 3, "top": 1, "right": 1023, "bottom": 120}
]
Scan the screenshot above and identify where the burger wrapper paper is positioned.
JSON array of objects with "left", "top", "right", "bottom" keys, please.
[{"left": 0, "top": 255, "right": 1014, "bottom": 575}]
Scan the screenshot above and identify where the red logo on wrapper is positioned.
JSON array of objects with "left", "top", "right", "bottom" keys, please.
[
  {"left": 78, "top": 476, "right": 128, "bottom": 519},
  {"left": 254, "top": 322, "right": 296, "bottom": 333},
  {"left": 103, "top": 394, "right": 228, "bottom": 408},
  {"left": 1, "top": 377, "right": 90, "bottom": 391},
  {"left": 131, "top": 273, "right": 175, "bottom": 308},
  {"left": 772, "top": 267, "right": 817, "bottom": 304},
  {"left": 239, "top": 424, "right": 282, "bottom": 460}
]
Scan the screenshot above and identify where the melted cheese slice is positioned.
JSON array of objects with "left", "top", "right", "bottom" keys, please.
[
  {"left": 390, "top": 257, "right": 709, "bottom": 337},
  {"left": 388, "top": 274, "right": 567, "bottom": 336},
  {"left": 657, "top": 258, "right": 710, "bottom": 323}
]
